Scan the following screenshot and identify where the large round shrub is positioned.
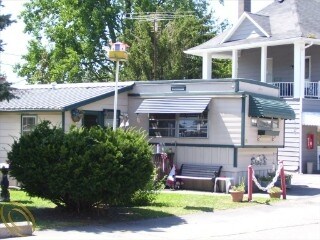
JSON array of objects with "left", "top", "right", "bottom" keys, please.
[{"left": 8, "top": 121, "right": 154, "bottom": 211}]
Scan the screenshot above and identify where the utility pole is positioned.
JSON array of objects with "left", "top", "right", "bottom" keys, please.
[{"left": 125, "top": 12, "right": 193, "bottom": 80}]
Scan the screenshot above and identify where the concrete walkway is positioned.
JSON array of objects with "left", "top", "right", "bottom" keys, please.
[{"left": 5, "top": 173, "right": 320, "bottom": 240}]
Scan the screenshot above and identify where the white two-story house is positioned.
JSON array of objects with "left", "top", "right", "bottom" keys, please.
[{"left": 185, "top": 0, "right": 320, "bottom": 174}]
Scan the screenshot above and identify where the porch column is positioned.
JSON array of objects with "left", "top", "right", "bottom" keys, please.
[
  {"left": 202, "top": 53, "right": 212, "bottom": 79},
  {"left": 261, "top": 46, "right": 267, "bottom": 83},
  {"left": 294, "top": 42, "right": 305, "bottom": 98},
  {"left": 232, "top": 49, "right": 239, "bottom": 79}
]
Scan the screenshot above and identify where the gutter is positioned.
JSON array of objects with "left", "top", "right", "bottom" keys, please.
[{"left": 184, "top": 37, "right": 320, "bottom": 57}]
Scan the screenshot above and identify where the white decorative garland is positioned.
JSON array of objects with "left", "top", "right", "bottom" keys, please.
[{"left": 251, "top": 162, "right": 283, "bottom": 192}]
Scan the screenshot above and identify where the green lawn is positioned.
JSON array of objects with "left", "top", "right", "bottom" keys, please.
[{"left": 0, "top": 190, "right": 275, "bottom": 230}]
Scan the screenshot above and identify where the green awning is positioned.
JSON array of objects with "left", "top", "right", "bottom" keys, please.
[{"left": 249, "top": 95, "right": 295, "bottom": 120}]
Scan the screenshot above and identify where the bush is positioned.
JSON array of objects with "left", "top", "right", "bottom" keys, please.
[
  {"left": 128, "top": 170, "right": 165, "bottom": 206},
  {"left": 8, "top": 121, "right": 154, "bottom": 212}
]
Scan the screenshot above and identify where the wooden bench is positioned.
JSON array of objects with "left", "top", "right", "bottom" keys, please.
[{"left": 174, "top": 164, "right": 222, "bottom": 190}]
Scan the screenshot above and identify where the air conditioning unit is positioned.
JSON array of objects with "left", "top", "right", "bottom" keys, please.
[{"left": 258, "top": 130, "right": 280, "bottom": 136}]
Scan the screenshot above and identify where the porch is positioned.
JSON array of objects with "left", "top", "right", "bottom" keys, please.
[{"left": 272, "top": 82, "right": 320, "bottom": 98}]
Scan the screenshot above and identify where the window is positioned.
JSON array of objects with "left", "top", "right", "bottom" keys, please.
[
  {"left": 251, "top": 118, "right": 279, "bottom": 130},
  {"left": 149, "top": 114, "right": 176, "bottom": 137},
  {"left": 21, "top": 115, "right": 37, "bottom": 135},
  {"left": 104, "top": 109, "right": 120, "bottom": 128},
  {"left": 178, "top": 112, "right": 208, "bottom": 138},
  {"left": 148, "top": 111, "right": 208, "bottom": 138}
]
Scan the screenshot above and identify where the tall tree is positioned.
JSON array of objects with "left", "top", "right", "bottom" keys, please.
[
  {"left": 16, "top": 0, "right": 121, "bottom": 84},
  {"left": 122, "top": 0, "right": 230, "bottom": 80},
  {"left": 0, "top": 0, "right": 16, "bottom": 101},
  {"left": 15, "top": 0, "right": 230, "bottom": 83}
]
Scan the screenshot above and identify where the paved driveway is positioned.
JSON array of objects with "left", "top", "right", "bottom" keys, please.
[{"left": 6, "top": 174, "right": 320, "bottom": 240}]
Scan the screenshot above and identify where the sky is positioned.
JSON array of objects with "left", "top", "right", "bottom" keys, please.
[{"left": 0, "top": 0, "right": 273, "bottom": 85}]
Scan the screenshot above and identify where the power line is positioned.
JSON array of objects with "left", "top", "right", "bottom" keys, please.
[
  {"left": 0, "top": 62, "right": 15, "bottom": 66},
  {"left": 1, "top": 52, "right": 23, "bottom": 57},
  {"left": 125, "top": 11, "right": 193, "bottom": 80}
]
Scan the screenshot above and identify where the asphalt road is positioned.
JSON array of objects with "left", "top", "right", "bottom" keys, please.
[{"left": 5, "top": 173, "right": 320, "bottom": 240}]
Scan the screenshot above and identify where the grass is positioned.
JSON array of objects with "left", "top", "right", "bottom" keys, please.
[{"left": 0, "top": 189, "right": 277, "bottom": 230}]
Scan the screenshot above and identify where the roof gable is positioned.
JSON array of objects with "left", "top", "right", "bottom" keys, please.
[
  {"left": 185, "top": 0, "right": 320, "bottom": 56},
  {"left": 221, "top": 12, "right": 270, "bottom": 44}
]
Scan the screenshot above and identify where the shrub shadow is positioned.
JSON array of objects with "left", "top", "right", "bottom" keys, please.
[{"left": 184, "top": 206, "right": 214, "bottom": 212}]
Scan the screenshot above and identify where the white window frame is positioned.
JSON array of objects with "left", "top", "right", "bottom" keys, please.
[{"left": 21, "top": 115, "right": 37, "bottom": 135}]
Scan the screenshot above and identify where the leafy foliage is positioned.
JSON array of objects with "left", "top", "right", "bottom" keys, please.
[
  {"left": 15, "top": 0, "right": 230, "bottom": 83},
  {"left": 8, "top": 121, "right": 154, "bottom": 212},
  {"left": 0, "top": 0, "right": 16, "bottom": 100},
  {"left": 122, "top": 0, "right": 231, "bottom": 80},
  {"left": 0, "top": 82, "right": 16, "bottom": 101},
  {"left": 0, "top": 0, "right": 15, "bottom": 52}
]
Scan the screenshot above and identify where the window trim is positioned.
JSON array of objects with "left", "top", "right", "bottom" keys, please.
[
  {"left": 21, "top": 115, "right": 38, "bottom": 135},
  {"left": 148, "top": 110, "right": 209, "bottom": 138}
]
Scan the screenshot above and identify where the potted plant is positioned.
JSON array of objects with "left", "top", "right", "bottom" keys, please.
[
  {"left": 229, "top": 178, "right": 245, "bottom": 202},
  {"left": 268, "top": 172, "right": 292, "bottom": 189},
  {"left": 257, "top": 175, "right": 273, "bottom": 188},
  {"left": 268, "top": 186, "right": 282, "bottom": 199}
]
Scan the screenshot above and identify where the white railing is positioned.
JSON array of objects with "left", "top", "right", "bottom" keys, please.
[
  {"left": 305, "top": 82, "right": 319, "bottom": 98},
  {"left": 272, "top": 82, "right": 294, "bottom": 98},
  {"left": 272, "top": 81, "right": 320, "bottom": 98}
]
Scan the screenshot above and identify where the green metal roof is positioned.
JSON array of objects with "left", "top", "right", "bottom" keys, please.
[{"left": 249, "top": 95, "right": 296, "bottom": 120}]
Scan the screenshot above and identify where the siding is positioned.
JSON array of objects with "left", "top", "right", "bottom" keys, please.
[
  {"left": 239, "top": 82, "right": 278, "bottom": 96},
  {"left": 238, "top": 48, "right": 261, "bottom": 81},
  {"left": 175, "top": 146, "right": 234, "bottom": 191},
  {"left": 0, "top": 113, "right": 20, "bottom": 163},
  {"left": 64, "top": 92, "right": 129, "bottom": 131},
  {"left": 211, "top": 98, "right": 242, "bottom": 145},
  {"left": 278, "top": 99, "right": 301, "bottom": 171},
  {"left": 268, "top": 45, "right": 294, "bottom": 82},
  {"left": 131, "top": 81, "right": 236, "bottom": 95},
  {"left": 229, "top": 18, "right": 266, "bottom": 41},
  {"left": 0, "top": 112, "right": 63, "bottom": 164},
  {"left": 236, "top": 148, "right": 278, "bottom": 183}
]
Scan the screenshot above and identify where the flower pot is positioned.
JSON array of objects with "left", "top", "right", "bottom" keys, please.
[
  {"left": 269, "top": 191, "right": 282, "bottom": 199},
  {"left": 229, "top": 190, "right": 245, "bottom": 202}
]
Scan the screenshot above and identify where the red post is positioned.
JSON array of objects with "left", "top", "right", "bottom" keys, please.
[
  {"left": 248, "top": 165, "right": 253, "bottom": 201},
  {"left": 279, "top": 161, "right": 287, "bottom": 200}
]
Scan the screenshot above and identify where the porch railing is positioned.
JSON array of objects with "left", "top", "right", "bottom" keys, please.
[
  {"left": 272, "top": 82, "right": 293, "bottom": 98},
  {"left": 272, "top": 81, "right": 320, "bottom": 98}
]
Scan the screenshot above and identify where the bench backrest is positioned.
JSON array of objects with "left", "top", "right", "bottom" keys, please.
[{"left": 179, "top": 164, "right": 222, "bottom": 179}]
